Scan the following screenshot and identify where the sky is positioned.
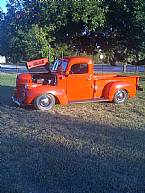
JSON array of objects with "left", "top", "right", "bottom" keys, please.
[{"left": 0, "top": 0, "right": 7, "bottom": 12}]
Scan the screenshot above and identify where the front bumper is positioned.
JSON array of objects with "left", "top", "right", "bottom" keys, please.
[{"left": 12, "top": 96, "right": 23, "bottom": 106}]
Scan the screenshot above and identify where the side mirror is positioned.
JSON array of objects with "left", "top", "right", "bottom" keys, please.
[
  {"left": 65, "top": 71, "right": 70, "bottom": 76},
  {"left": 65, "top": 71, "right": 73, "bottom": 76}
]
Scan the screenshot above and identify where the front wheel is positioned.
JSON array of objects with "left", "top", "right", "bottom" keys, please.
[
  {"left": 113, "top": 90, "right": 128, "bottom": 104},
  {"left": 34, "top": 93, "right": 55, "bottom": 111}
]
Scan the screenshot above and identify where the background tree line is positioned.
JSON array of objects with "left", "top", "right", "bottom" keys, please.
[{"left": 0, "top": 0, "right": 145, "bottom": 64}]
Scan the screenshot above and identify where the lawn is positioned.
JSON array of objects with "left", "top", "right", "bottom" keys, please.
[{"left": 0, "top": 73, "right": 145, "bottom": 193}]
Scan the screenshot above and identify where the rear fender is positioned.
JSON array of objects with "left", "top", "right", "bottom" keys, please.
[
  {"left": 26, "top": 86, "right": 68, "bottom": 105},
  {"left": 102, "top": 81, "right": 136, "bottom": 101}
]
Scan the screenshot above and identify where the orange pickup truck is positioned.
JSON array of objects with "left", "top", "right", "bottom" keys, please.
[{"left": 12, "top": 56, "right": 141, "bottom": 111}]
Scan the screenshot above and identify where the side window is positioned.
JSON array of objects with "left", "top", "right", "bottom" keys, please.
[{"left": 70, "top": 63, "right": 88, "bottom": 74}]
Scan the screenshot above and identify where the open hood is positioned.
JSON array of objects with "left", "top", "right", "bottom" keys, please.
[
  {"left": 26, "top": 58, "right": 48, "bottom": 69},
  {"left": 26, "top": 58, "right": 49, "bottom": 73}
]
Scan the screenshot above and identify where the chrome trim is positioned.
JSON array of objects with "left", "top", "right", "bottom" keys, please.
[
  {"left": 12, "top": 96, "right": 21, "bottom": 106},
  {"left": 69, "top": 98, "right": 109, "bottom": 104}
]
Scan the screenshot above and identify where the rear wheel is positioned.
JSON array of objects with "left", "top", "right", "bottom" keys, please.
[
  {"left": 34, "top": 93, "right": 55, "bottom": 111},
  {"left": 113, "top": 89, "right": 128, "bottom": 104}
]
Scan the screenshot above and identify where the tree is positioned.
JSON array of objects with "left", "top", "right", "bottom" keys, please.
[
  {"left": 51, "top": 0, "right": 106, "bottom": 54},
  {"left": 0, "top": 0, "right": 55, "bottom": 61},
  {"left": 0, "top": 0, "right": 144, "bottom": 63},
  {"left": 103, "top": 0, "right": 145, "bottom": 64},
  {"left": 23, "top": 24, "right": 54, "bottom": 60}
]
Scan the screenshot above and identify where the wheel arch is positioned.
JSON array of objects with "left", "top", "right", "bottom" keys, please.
[
  {"left": 47, "top": 90, "right": 68, "bottom": 105},
  {"left": 102, "top": 81, "right": 136, "bottom": 101},
  {"left": 26, "top": 87, "right": 68, "bottom": 106}
]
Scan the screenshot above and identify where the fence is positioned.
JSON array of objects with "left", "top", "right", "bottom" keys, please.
[
  {"left": 0, "top": 63, "right": 145, "bottom": 74},
  {"left": 94, "top": 64, "right": 145, "bottom": 73}
]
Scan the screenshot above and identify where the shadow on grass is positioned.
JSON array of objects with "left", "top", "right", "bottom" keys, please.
[
  {"left": 0, "top": 85, "right": 15, "bottom": 107},
  {"left": 0, "top": 108, "right": 145, "bottom": 193}
]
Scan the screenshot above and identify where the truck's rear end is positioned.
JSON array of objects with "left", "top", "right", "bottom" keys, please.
[
  {"left": 12, "top": 58, "right": 57, "bottom": 106},
  {"left": 93, "top": 74, "right": 142, "bottom": 102}
]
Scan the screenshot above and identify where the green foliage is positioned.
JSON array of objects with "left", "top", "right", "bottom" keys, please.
[
  {"left": 103, "top": 0, "right": 145, "bottom": 63},
  {"left": 23, "top": 24, "right": 53, "bottom": 60},
  {"left": 0, "top": 0, "right": 144, "bottom": 63}
]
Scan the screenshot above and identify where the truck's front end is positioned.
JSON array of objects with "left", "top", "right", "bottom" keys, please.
[
  {"left": 12, "top": 58, "right": 69, "bottom": 109},
  {"left": 12, "top": 73, "right": 31, "bottom": 106},
  {"left": 12, "top": 72, "right": 58, "bottom": 106}
]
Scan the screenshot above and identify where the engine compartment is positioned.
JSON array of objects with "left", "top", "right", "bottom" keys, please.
[{"left": 32, "top": 73, "right": 57, "bottom": 85}]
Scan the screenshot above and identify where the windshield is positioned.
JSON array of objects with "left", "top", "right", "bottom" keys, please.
[{"left": 51, "top": 59, "right": 68, "bottom": 72}]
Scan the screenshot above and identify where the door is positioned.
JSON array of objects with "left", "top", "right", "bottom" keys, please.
[{"left": 66, "top": 63, "right": 93, "bottom": 101}]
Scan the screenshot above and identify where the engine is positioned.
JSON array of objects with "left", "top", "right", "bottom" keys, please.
[{"left": 32, "top": 73, "right": 57, "bottom": 86}]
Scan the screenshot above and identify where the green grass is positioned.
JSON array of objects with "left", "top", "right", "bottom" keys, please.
[
  {"left": 0, "top": 73, "right": 16, "bottom": 86},
  {"left": 0, "top": 73, "right": 145, "bottom": 193},
  {"left": 0, "top": 73, "right": 16, "bottom": 105}
]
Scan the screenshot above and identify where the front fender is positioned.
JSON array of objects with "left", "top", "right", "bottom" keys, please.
[
  {"left": 25, "top": 85, "right": 68, "bottom": 105},
  {"left": 102, "top": 81, "right": 136, "bottom": 101}
]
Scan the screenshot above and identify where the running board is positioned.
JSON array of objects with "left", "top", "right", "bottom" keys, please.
[{"left": 69, "top": 98, "right": 109, "bottom": 104}]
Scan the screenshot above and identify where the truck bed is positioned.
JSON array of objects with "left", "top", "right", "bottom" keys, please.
[{"left": 94, "top": 73, "right": 139, "bottom": 85}]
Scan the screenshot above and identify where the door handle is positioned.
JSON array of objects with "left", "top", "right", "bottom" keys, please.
[{"left": 87, "top": 75, "right": 92, "bottom": 80}]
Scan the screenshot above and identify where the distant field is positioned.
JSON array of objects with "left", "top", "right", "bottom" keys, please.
[{"left": 0, "top": 73, "right": 145, "bottom": 193}]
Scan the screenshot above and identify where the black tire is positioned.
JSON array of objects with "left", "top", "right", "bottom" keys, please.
[
  {"left": 113, "top": 89, "right": 128, "bottom": 104},
  {"left": 34, "top": 93, "right": 55, "bottom": 111}
]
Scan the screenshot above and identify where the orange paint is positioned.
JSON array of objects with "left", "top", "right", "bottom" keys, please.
[{"left": 12, "top": 56, "right": 140, "bottom": 110}]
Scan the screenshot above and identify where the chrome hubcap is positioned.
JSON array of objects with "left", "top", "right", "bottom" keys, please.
[
  {"left": 116, "top": 91, "right": 125, "bottom": 102},
  {"left": 40, "top": 96, "right": 50, "bottom": 107}
]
